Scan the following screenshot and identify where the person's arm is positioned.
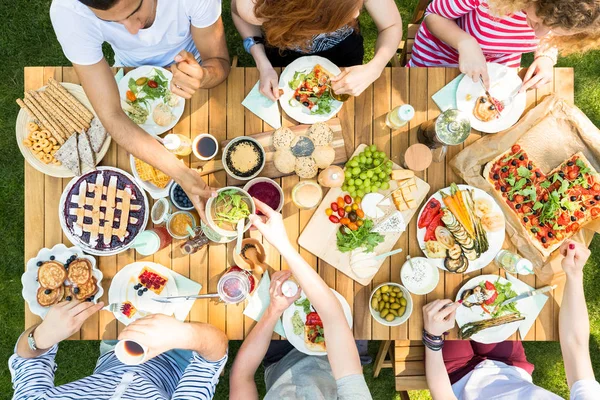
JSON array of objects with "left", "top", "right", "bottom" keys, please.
[
  {"left": 250, "top": 199, "right": 362, "bottom": 379},
  {"left": 422, "top": 299, "right": 460, "bottom": 400},
  {"left": 418, "top": 0, "right": 490, "bottom": 87},
  {"left": 230, "top": 270, "right": 301, "bottom": 400},
  {"left": 74, "top": 61, "right": 215, "bottom": 220},
  {"left": 558, "top": 240, "right": 595, "bottom": 387},
  {"left": 170, "top": 18, "right": 231, "bottom": 99},
  {"left": 231, "top": 0, "right": 280, "bottom": 101},
  {"left": 118, "top": 314, "right": 228, "bottom": 361},
  {"left": 10, "top": 301, "right": 104, "bottom": 399},
  {"left": 331, "top": 0, "right": 403, "bottom": 96}
]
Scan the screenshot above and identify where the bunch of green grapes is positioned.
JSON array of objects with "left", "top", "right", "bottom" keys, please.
[{"left": 342, "top": 144, "right": 393, "bottom": 198}]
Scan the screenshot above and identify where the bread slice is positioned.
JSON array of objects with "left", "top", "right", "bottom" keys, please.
[
  {"left": 77, "top": 130, "right": 95, "bottom": 169},
  {"left": 54, "top": 134, "right": 80, "bottom": 175},
  {"left": 88, "top": 117, "right": 108, "bottom": 153},
  {"left": 304, "top": 325, "right": 326, "bottom": 352}
]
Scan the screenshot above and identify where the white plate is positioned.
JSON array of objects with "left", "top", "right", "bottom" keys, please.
[
  {"left": 416, "top": 184, "right": 505, "bottom": 273},
  {"left": 15, "top": 83, "right": 111, "bottom": 178},
  {"left": 59, "top": 167, "right": 149, "bottom": 256},
  {"left": 456, "top": 63, "right": 526, "bottom": 133},
  {"left": 21, "top": 244, "right": 103, "bottom": 318},
  {"left": 118, "top": 66, "right": 185, "bottom": 136},
  {"left": 455, "top": 274, "right": 531, "bottom": 344},
  {"left": 129, "top": 154, "right": 173, "bottom": 199},
  {"left": 108, "top": 262, "right": 178, "bottom": 326},
  {"left": 282, "top": 288, "right": 353, "bottom": 356},
  {"left": 278, "top": 56, "right": 343, "bottom": 124}
]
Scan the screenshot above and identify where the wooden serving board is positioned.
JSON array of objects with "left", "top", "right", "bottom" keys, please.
[
  {"left": 298, "top": 144, "right": 430, "bottom": 286},
  {"left": 191, "top": 118, "right": 347, "bottom": 182}
]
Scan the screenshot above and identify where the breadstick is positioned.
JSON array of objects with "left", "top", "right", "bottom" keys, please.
[
  {"left": 37, "top": 91, "right": 84, "bottom": 134},
  {"left": 48, "top": 78, "right": 94, "bottom": 122},
  {"left": 32, "top": 91, "right": 75, "bottom": 136},
  {"left": 46, "top": 86, "right": 90, "bottom": 130},
  {"left": 46, "top": 85, "right": 91, "bottom": 129},
  {"left": 24, "top": 93, "right": 69, "bottom": 140},
  {"left": 17, "top": 98, "right": 64, "bottom": 145}
]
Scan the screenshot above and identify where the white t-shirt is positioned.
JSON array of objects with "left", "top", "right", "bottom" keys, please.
[
  {"left": 50, "top": 0, "right": 221, "bottom": 67},
  {"left": 452, "top": 360, "right": 600, "bottom": 400}
]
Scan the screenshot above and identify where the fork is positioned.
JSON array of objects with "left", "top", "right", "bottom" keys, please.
[{"left": 102, "top": 302, "right": 149, "bottom": 317}]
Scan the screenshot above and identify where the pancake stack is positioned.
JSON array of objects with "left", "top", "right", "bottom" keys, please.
[{"left": 37, "top": 257, "right": 98, "bottom": 306}]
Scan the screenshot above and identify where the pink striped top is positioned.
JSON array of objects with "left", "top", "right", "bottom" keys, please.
[{"left": 408, "top": 0, "right": 541, "bottom": 67}]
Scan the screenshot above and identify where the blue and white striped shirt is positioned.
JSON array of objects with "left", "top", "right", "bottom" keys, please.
[{"left": 9, "top": 344, "right": 227, "bottom": 400}]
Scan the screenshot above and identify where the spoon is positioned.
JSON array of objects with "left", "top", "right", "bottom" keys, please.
[
  {"left": 374, "top": 248, "right": 403, "bottom": 261},
  {"left": 235, "top": 219, "right": 244, "bottom": 254}
]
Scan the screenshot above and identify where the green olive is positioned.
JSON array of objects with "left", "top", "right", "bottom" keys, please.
[
  {"left": 379, "top": 300, "right": 385, "bottom": 310},
  {"left": 388, "top": 309, "right": 399, "bottom": 317},
  {"left": 385, "top": 313, "right": 396, "bottom": 322},
  {"left": 398, "top": 306, "right": 406, "bottom": 316},
  {"left": 380, "top": 308, "right": 390, "bottom": 318},
  {"left": 382, "top": 294, "right": 390, "bottom": 302},
  {"left": 384, "top": 302, "right": 390, "bottom": 309},
  {"left": 135, "top": 77, "right": 148, "bottom": 86},
  {"left": 393, "top": 287, "right": 401, "bottom": 293},
  {"left": 389, "top": 297, "right": 396, "bottom": 303},
  {"left": 371, "top": 298, "right": 379, "bottom": 310},
  {"left": 381, "top": 285, "right": 390, "bottom": 293},
  {"left": 400, "top": 298, "right": 407, "bottom": 306},
  {"left": 375, "top": 289, "right": 382, "bottom": 297},
  {"left": 397, "top": 291, "right": 404, "bottom": 298},
  {"left": 389, "top": 292, "right": 397, "bottom": 297},
  {"left": 391, "top": 303, "right": 401, "bottom": 310}
]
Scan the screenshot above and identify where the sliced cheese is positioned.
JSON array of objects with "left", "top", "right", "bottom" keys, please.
[
  {"left": 372, "top": 210, "right": 406, "bottom": 233},
  {"left": 362, "top": 193, "right": 388, "bottom": 219},
  {"left": 391, "top": 169, "right": 415, "bottom": 181}
]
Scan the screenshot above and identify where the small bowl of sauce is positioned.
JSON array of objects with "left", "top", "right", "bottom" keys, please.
[{"left": 244, "top": 177, "right": 284, "bottom": 213}]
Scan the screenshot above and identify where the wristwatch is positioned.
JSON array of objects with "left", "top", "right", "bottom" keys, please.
[
  {"left": 243, "top": 36, "right": 265, "bottom": 54},
  {"left": 27, "top": 329, "right": 38, "bottom": 351}
]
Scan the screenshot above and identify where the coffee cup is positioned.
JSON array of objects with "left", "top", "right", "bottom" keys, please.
[
  {"left": 115, "top": 339, "right": 149, "bottom": 365},
  {"left": 192, "top": 134, "right": 219, "bottom": 161}
]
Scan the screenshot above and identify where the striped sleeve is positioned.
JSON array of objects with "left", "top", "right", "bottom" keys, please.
[
  {"left": 426, "top": 0, "right": 481, "bottom": 19},
  {"left": 171, "top": 351, "right": 228, "bottom": 400},
  {"left": 9, "top": 345, "right": 59, "bottom": 399}
]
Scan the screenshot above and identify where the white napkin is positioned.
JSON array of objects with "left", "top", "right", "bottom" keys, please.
[
  {"left": 153, "top": 265, "right": 202, "bottom": 322},
  {"left": 242, "top": 81, "right": 282, "bottom": 129},
  {"left": 243, "top": 271, "right": 286, "bottom": 336},
  {"left": 505, "top": 273, "right": 549, "bottom": 340},
  {"left": 114, "top": 68, "right": 124, "bottom": 84}
]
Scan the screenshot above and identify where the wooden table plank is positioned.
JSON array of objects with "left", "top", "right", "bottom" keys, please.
[{"left": 24, "top": 67, "right": 573, "bottom": 340}]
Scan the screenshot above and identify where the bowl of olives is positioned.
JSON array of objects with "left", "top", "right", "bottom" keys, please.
[{"left": 369, "top": 283, "right": 412, "bottom": 326}]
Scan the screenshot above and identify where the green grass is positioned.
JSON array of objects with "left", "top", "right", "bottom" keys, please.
[{"left": 0, "top": 1, "right": 599, "bottom": 399}]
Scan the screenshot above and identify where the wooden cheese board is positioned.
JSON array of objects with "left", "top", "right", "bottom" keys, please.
[
  {"left": 298, "top": 144, "right": 430, "bottom": 286},
  {"left": 191, "top": 118, "right": 347, "bottom": 182}
]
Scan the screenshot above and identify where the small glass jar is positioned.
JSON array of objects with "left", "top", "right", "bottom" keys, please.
[
  {"left": 167, "top": 211, "right": 197, "bottom": 240},
  {"left": 217, "top": 269, "right": 251, "bottom": 304},
  {"left": 494, "top": 250, "right": 533, "bottom": 275}
]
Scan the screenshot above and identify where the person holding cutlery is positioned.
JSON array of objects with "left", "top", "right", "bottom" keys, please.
[
  {"left": 229, "top": 199, "right": 372, "bottom": 400},
  {"left": 231, "top": 0, "right": 402, "bottom": 100},
  {"left": 49, "top": 0, "right": 231, "bottom": 222},
  {"left": 422, "top": 239, "right": 599, "bottom": 399},
  {"left": 10, "top": 304, "right": 228, "bottom": 399},
  {"left": 408, "top": 0, "right": 600, "bottom": 91}
]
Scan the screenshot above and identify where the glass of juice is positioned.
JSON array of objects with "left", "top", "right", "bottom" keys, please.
[
  {"left": 132, "top": 227, "right": 172, "bottom": 256},
  {"left": 192, "top": 134, "right": 219, "bottom": 161},
  {"left": 292, "top": 180, "right": 323, "bottom": 210},
  {"left": 217, "top": 268, "right": 251, "bottom": 304},
  {"left": 167, "top": 211, "right": 197, "bottom": 240}
]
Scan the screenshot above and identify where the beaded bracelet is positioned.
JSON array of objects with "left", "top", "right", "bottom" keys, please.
[{"left": 422, "top": 329, "right": 444, "bottom": 351}]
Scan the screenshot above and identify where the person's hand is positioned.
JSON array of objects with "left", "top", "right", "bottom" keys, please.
[
  {"left": 170, "top": 50, "right": 205, "bottom": 99},
  {"left": 330, "top": 64, "right": 380, "bottom": 97},
  {"left": 249, "top": 198, "right": 291, "bottom": 252},
  {"left": 559, "top": 240, "right": 591, "bottom": 278},
  {"left": 258, "top": 64, "right": 280, "bottom": 102},
  {"left": 267, "top": 270, "right": 302, "bottom": 316},
  {"left": 175, "top": 167, "right": 217, "bottom": 223},
  {"left": 34, "top": 300, "right": 104, "bottom": 349},
  {"left": 118, "top": 314, "right": 191, "bottom": 360},
  {"left": 457, "top": 38, "right": 489, "bottom": 89},
  {"left": 423, "top": 299, "right": 459, "bottom": 336},
  {"left": 519, "top": 56, "right": 554, "bottom": 93}
]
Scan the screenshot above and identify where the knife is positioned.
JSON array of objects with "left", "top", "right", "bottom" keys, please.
[
  {"left": 152, "top": 293, "right": 220, "bottom": 303},
  {"left": 479, "top": 75, "right": 502, "bottom": 118},
  {"left": 500, "top": 285, "right": 556, "bottom": 307}
]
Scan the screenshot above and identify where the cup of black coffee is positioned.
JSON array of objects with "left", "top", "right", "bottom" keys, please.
[
  {"left": 192, "top": 133, "right": 219, "bottom": 161},
  {"left": 115, "top": 339, "right": 148, "bottom": 365}
]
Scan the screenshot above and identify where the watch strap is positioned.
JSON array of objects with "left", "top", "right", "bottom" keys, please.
[
  {"left": 27, "top": 330, "right": 38, "bottom": 351},
  {"left": 243, "top": 36, "right": 265, "bottom": 54}
]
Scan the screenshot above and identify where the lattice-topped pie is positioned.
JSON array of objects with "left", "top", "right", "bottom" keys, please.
[{"left": 61, "top": 167, "right": 148, "bottom": 255}]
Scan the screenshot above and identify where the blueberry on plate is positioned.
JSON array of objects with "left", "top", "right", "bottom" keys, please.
[
  {"left": 73, "top": 287, "right": 80, "bottom": 294},
  {"left": 134, "top": 283, "right": 141, "bottom": 290},
  {"left": 36, "top": 261, "right": 42, "bottom": 267},
  {"left": 49, "top": 255, "right": 55, "bottom": 261},
  {"left": 143, "top": 287, "right": 148, "bottom": 292},
  {"left": 65, "top": 296, "right": 72, "bottom": 301},
  {"left": 87, "top": 297, "right": 94, "bottom": 302},
  {"left": 137, "top": 289, "right": 144, "bottom": 296}
]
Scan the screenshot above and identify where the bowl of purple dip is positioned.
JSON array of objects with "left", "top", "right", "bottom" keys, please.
[{"left": 243, "top": 178, "right": 284, "bottom": 214}]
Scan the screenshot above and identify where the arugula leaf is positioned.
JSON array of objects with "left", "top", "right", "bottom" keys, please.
[
  {"left": 517, "top": 185, "right": 537, "bottom": 202},
  {"left": 540, "top": 181, "right": 551, "bottom": 189},
  {"left": 294, "top": 298, "right": 312, "bottom": 314},
  {"left": 553, "top": 222, "right": 566, "bottom": 231},
  {"left": 288, "top": 71, "right": 307, "bottom": 90},
  {"left": 506, "top": 173, "right": 516, "bottom": 187},
  {"left": 560, "top": 196, "right": 578, "bottom": 211},
  {"left": 128, "top": 78, "right": 137, "bottom": 93},
  {"left": 509, "top": 178, "right": 527, "bottom": 194},
  {"left": 558, "top": 179, "right": 570, "bottom": 195},
  {"left": 533, "top": 201, "right": 544, "bottom": 211},
  {"left": 517, "top": 166, "right": 532, "bottom": 179},
  {"left": 336, "top": 219, "right": 384, "bottom": 253},
  {"left": 575, "top": 158, "right": 591, "bottom": 174}
]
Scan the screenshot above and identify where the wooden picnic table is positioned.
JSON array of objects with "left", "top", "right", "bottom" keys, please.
[{"left": 23, "top": 66, "right": 574, "bottom": 341}]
